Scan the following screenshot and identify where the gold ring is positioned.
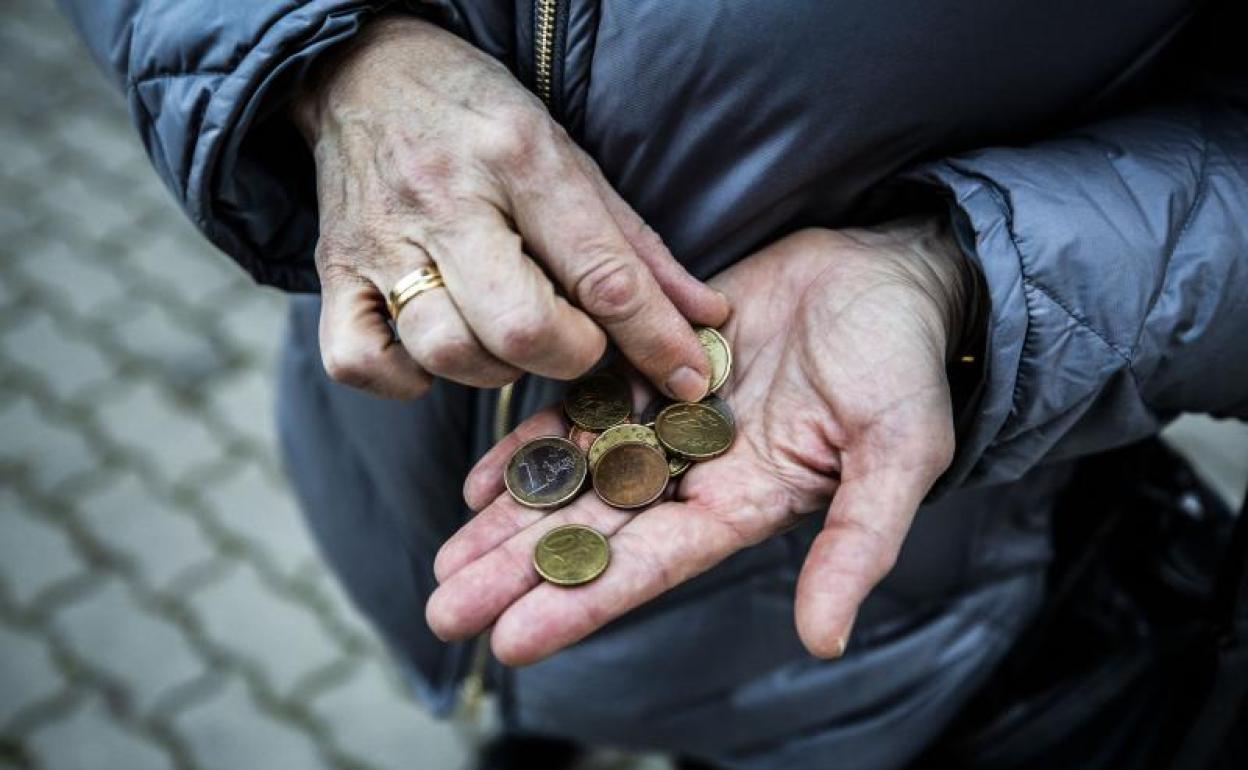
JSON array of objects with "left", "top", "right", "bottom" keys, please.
[{"left": 387, "top": 265, "right": 445, "bottom": 319}]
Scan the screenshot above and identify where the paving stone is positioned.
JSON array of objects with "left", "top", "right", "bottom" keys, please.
[
  {"left": 54, "top": 112, "right": 149, "bottom": 176},
  {"left": 305, "top": 563, "right": 380, "bottom": 648},
  {"left": 0, "top": 626, "right": 64, "bottom": 725},
  {"left": 38, "top": 173, "right": 144, "bottom": 244},
  {"left": 76, "top": 473, "right": 216, "bottom": 589},
  {"left": 0, "top": 490, "right": 83, "bottom": 608},
  {"left": 0, "top": 310, "right": 116, "bottom": 401},
  {"left": 108, "top": 302, "right": 231, "bottom": 389},
  {"left": 92, "top": 382, "right": 225, "bottom": 483},
  {"left": 312, "top": 658, "right": 469, "bottom": 770},
  {"left": 27, "top": 695, "right": 172, "bottom": 770},
  {"left": 213, "top": 289, "right": 289, "bottom": 361},
  {"left": 53, "top": 578, "right": 206, "bottom": 716},
  {"left": 174, "top": 677, "right": 330, "bottom": 770},
  {"left": 11, "top": 237, "right": 133, "bottom": 319},
  {"left": 187, "top": 562, "right": 340, "bottom": 696},
  {"left": 204, "top": 366, "right": 277, "bottom": 443},
  {"left": 0, "top": 396, "right": 98, "bottom": 490},
  {"left": 124, "top": 230, "right": 246, "bottom": 309},
  {"left": 199, "top": 464, "right": 320, "bottom": 579}
]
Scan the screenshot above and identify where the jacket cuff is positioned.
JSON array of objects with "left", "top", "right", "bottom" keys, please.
[
  {"left": 909, "top": 165, "right": 1031, "bottom": 489},
  {"left": 180, "top": 1, "right": 464, "bottom": 292}
]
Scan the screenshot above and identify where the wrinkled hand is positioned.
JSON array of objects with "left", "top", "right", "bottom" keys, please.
[
  {"left": 426, "top": 221, "right": 968, "bottom": 663},
  {"left": 293, "top": 17, "right": 728, "bottom": 399}
]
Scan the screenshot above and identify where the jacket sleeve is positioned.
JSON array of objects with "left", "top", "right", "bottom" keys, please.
[
  {"left": 914, "top": 52, "right": 1248, "bottom": 488},
  {"left": 56, "top": 0, "right": 467, "bottom": 292}
]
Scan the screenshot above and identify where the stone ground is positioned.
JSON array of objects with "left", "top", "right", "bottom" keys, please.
[{"left": 0, "top": 2, "right": 1244, "bottom": 770}]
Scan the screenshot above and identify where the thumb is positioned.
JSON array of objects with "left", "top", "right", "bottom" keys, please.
[{"left": 793, "top": 441, "right": 948, "bottom": 658}]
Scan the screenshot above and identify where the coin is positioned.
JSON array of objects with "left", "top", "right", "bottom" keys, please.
[
  {"left": 533, "top": 524, "right": 610, "bottom": 586},
  {"left": 568, "top": 424, "right": 598, "bottom": 453},
  {"left": 588, "top": 423, "right": 662, "bottom": 470},
  {"left": 668, "top": 454, "right": 692, "bottom": 478},
  {"left": 696, "top": 327, "right": 732, "bottom": 393},
  {"left": 593, "top": 442, "right": 670, "bottom": 509},
  {"left": 701, "top": 394, "right": 736, "bottom": 427},
  {"left": 504, "top": 436, "right": 587, "bottom": 509},
  {"left": 655, "top": 402, "right": 734, "bottom": 460},
  {"left": 564, "top": 373, "right": 632, "bottom": 430}
]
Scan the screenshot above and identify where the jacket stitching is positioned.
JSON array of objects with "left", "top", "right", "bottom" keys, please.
[
  {"left": 1131, "top": 109, "right": 1210, "bottom": 361},
  {"left": 1021, "top": 277, "right": 1133, "bottom": 364}
]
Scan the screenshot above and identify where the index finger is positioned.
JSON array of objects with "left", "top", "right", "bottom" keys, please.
[{"left": 501, "top": 161, "right": 713, "bottom": 402}]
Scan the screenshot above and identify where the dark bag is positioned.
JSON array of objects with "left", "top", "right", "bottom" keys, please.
[{"left": 925, "top": 438, "right": 1248, "bottom": 769}]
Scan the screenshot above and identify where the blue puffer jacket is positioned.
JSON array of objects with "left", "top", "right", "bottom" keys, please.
[{"left": 59, "top": 1, "right": 1248, "bottom": 767}]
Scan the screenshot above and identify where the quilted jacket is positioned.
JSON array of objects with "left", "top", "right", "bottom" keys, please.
[{"left": 60, "top": 1, "right": 1248, "bottom": 767}]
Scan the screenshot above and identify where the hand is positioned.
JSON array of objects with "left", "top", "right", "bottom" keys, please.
[
  {"left": 293, "top": 17, "right": 728, "bottom": 399},
  {"left": 425, "top": 220, "right": 968, "bottom": 663}
]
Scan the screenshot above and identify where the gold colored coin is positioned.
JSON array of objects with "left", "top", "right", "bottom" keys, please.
[
  {"left": 668, "top": 454, "right": 692, "bottom": 478},
  {"left": 533, "top": 524, "right": 610, "bottom": 586},
  {"left": 593, "top": 442, "right": 670, "bottom": 509},
  {"left": 504, "top": 436, "right": 587, "bottom": 509},
  {"left": 588, "top": 423, "right": 662, "bottom": 471},
  {"left": 696, "top": 327, "right": 732, "bottom": 393},
  {"left": 564, "top": 373, "right": 632, "bottom": 431},
  {"left": 655, "top": 402, "right": 734, "bottom": 460}
]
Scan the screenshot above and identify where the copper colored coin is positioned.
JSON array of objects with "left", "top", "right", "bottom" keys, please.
[
  {"left": 504, "top": 436, "right": 587, "bottom": 509},
  {"left": 564, "top": 373, "right": 631, "bottom": 431},
  {"left": 592, "top": 442, "right": 669, "bottom": 509}
]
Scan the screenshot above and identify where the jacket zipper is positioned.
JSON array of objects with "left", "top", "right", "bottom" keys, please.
[{"left": 534, "top": 0, "right": 558, "bottom": 106}]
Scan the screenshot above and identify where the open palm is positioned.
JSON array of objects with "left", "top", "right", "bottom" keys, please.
[{"left": 426, "top": 224, "right": 964, "bottom": 663}]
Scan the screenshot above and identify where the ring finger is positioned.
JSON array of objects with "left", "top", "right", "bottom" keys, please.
[{"left": 390, "top": 259, "right": 522, "bottom": 389}]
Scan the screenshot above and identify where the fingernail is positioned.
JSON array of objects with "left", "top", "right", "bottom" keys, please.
[
  {"left": 666, "top": 366, "right": 708, "bottom": 402},
  {"left": 831, "top": 636, "right": 848, "bottom": 658}
]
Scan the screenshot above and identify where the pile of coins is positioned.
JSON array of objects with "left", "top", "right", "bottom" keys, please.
[{"left": 506, "top": 327, "right": 736, "bottom": 586}]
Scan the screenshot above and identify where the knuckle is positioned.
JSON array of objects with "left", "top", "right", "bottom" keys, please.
[
  {"left": 477, "top": 107, "right": 548, "bottom": 171},
  {"left": 576, "top": 258, "right": 645, "bottom": 322},
  {"left": 419, "top": 330, "right": 477, "bottom": 375},
  {"left": 496, "top": 307, "right": 553, "bottom": 361},
  {"left": 321, "top": 343, "right": 374, "bottom": 389}
]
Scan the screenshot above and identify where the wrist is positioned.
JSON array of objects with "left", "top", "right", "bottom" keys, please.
[
  {"left": 289, "top": 15, "right": 434, "bottom": 144},
  {"left": 849, "top": 217, "right": 971, "bottom": 363}
]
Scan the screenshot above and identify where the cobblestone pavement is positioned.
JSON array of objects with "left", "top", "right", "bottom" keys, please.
[
  {"left": 1, "top": 2, "right": 1245, "bottom": 770},
  {"left": 0, "top": 1, "right": 484, "bottom": 769}
]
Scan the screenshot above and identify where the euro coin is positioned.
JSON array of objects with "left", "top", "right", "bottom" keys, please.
[
  {"left": 564, "top": 373, "right": 632, "bottom": 431},
  {"left": 588, "top": 423, "right": 662, "bottom": 470},
  {"left": 668, "top": 454, "right": 692, "bottom": 478},
  {"left": 504, "top": 436, "right": 587, "bottom": 509},
  {"left": 655, "top": 402, "right": 734, "bottom": 460},
  {"left": 533, "top": 524, "right": 610, "bottom": 586},
  {"left": 593, "top": 442, "right": 669, "bottom": 509},
  {"left": 696, "top": 327, "right": 732, "bottom": 393}
]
